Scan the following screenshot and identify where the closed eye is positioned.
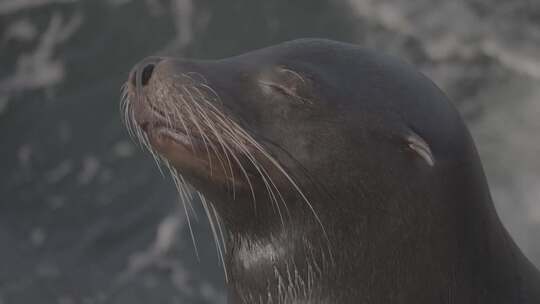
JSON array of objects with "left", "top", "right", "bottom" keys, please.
[
  {"left": 259, "top": 81, "right": 309, "bottom": 104},
  {"left": 260, "top": 81, "right": 294, "bottom": 96}
]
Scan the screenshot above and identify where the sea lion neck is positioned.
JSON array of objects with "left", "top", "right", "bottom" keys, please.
[{"left": 225, "top": 188, "right": 539, "bottom": 304}]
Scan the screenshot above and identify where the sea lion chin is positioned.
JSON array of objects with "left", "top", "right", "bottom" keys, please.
[{"left": 122, "top": 39, "right": 540, "bottom": 304}]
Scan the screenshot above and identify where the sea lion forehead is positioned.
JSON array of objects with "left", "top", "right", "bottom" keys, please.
[
  {"left": 226, "top": 39, "right": 414, "bottom": 97},
  {"left": 224, "top": 39, "right": 359, "bottom": 69}
]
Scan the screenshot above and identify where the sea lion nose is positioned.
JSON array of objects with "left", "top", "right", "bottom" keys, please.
[{"left": 129, "top": 57, "right": 163, "bottom": 87}]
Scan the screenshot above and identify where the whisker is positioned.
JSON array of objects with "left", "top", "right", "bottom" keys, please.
[
  {"left": 168, "top": 165, "right": 200, "bottom": 261},
  {"left": 184, "top": 86, "right": 236, "bottom": 194},
  {"left": 211, "top": 203, "right": 227, "bottom": 253},
  {"left": 200, "top": 193, "right": 228, "bottom": 282},
  {"left": 178, "top": 174, "right": 197, "bottom": 220},
  {"left": 171, "top": 86, "right": 214, "bottom": 175},
  {"left": 189, "top": 86, "right": 257, "bottom": 201},
  {"left": 167, "top": 162, "right": 198, "bottom": 222}
]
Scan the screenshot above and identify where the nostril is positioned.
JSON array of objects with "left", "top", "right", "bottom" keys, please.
[
  {"left": 141, "top": 64, "right": 155, "bottom": 86},
  {"left": 129, "top": 57, "right": 162, "bottom": 88},
  {"left": 140, "top": 122, "right": 149, "bottom": 132}
]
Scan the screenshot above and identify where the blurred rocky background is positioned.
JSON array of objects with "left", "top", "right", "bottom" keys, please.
[{"left": 0, "top": 0, "right": 539, "bottom": 303}]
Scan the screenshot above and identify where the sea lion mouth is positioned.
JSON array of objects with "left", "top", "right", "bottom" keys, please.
[
  {"left": 127, "top": 93, "right": 238, "bottom": 184},
  {"left": 138, "top": 116, "right": 206, "bottom": 152},
  {"left": 127, "top": 96, "right": 208, "bottom": 157},
  {"left": 148, "top": 125, "right": 193, "bottom": 146}
]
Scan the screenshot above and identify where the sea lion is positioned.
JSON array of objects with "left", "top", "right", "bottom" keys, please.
[{"left": 121, "top": 39, "right": 540, "bottom": 303}]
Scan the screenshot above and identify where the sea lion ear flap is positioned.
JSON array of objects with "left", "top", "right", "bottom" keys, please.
[{"left": 406, "top": 131, "right": 435, "bottom": 167}]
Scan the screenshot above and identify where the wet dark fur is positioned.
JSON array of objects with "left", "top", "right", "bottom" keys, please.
[{"left": 122, "top": 39, "right": 540, "bottom": 304}]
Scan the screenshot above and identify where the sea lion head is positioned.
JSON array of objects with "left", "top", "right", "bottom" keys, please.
[{"left": 121, "top": 39, "right": 497, "bottom": 302}]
